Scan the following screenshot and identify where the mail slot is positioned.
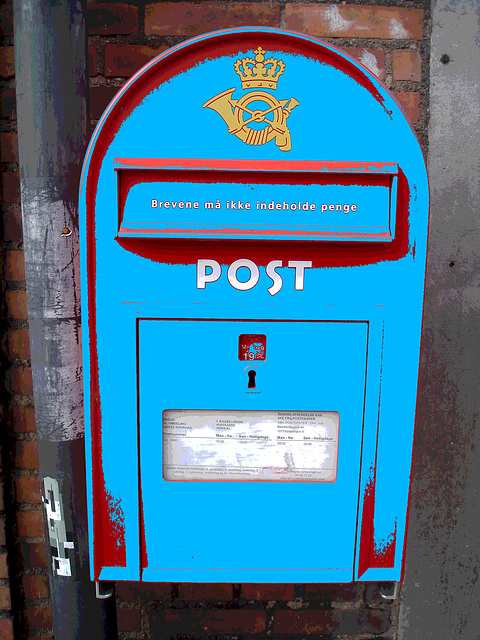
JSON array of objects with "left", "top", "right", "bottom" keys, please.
[
  {"left": 117, "top": 159, "right": 398, "bottom": 241},
  {"left": 80, "top": 27, "right": 429, "bottom": 583}
]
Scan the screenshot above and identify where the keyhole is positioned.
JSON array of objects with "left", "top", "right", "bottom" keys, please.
[{"left": 247, "top": 370, "right": 256, "bottom": 389}]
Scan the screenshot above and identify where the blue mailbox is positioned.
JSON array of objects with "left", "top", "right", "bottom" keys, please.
[{"left": 80, "top": 28, "right": 429, "bottom": 584}]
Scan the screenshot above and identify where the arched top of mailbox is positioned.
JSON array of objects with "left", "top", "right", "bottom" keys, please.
[
  {"left": 80, "top": 27, "right": 427, "bottom": 259},
  {"left": 81, "top": 27, "right": 422, "bottom": 186}
]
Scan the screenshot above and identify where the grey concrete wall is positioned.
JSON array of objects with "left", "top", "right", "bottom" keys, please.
[{"left": 398, "top": 1, "right": 480, "bottom": 638}]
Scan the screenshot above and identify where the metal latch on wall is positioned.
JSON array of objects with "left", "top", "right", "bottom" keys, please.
[{"left": 43, "top": 477, "right": 75, "bottom": 577}]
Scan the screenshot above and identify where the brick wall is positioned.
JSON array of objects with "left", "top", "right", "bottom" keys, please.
[
  {"left": 114, "top": 581, "right": 398, "bottom": 639},
  {"left": 87, "top": 1, "right": 429, "bottom": 145},
  {"left": 1, "top": 1, "right": 429, "bottom": 638}
]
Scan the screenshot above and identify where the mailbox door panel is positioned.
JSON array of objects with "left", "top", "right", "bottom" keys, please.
[{"left": 139, "top": 319, "right": 368, "bottom": 582}]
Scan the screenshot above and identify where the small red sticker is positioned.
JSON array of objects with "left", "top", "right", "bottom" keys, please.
[{"left": 239, "top": 334, "right": 266, "bottom": 361}]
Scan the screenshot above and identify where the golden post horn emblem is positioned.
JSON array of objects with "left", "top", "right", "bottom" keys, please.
[{"left": 203, "top": 47, "right": 298, "bottom": 152}]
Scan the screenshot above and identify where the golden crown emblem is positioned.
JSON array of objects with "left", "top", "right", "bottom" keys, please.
[
  {"left": 203, "top": 46, "right": 298, "bottom": 151},
  {"left": 234, "top": 47, "right": 285, "bottom": 90}
]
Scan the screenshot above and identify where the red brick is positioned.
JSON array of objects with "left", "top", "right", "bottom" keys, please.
[
  {"left": 338, "top": 608, "right": 391, "bottom": 635},
  {"left": 0, "top": 89, "right": 16, "bottom": 119},
  {"left": 16, "top": 475, "right": 42, "bottom": 504},
  {"left": 0, "top": 617, "right": 14, "bottom": 640},
  {"left": 8, "top": 366, "right": 33, "bottom": 396},
  {"left": 5, "top": 290, "right": 28, "bottom": 320},
  {"left": 145, "top": 2, "right": 280, "bottom": 37},
  {"left": 4, "top": 210, "right": 23, "bottom": 242},
  {"left": 23, "top": 575, "right": 50, "bottom": 600},
  {"left": 8, "top": 329, "right": 31, "bottom": 359},
  {"left": 15, "top": 441, "right": 39, "bottom": 470},
  {"left": 164, "top": 610, "right": 266, "bottom": 634},
  {"left": 5, "top": 251, "right": 25, "bottom": 281},
  {"left": 285, "top": 5, "right": 423, "bottom": 40},
  {"left": 0, "top": 46, "right": 14, "bottom": 78},
  {"left": 394, "top": 91, "right": 421, "bottom": 124},
  {"left": 177, "top": 583, "right": 232, "bottom": 600},
  {"left": 88, "top": 45, "right": 97, "bottom": 76},
  {"left": 117, "top": 581, "right": 171, "bottom": 601},
  {"left": 19, "top": 541, "right": 47, "bottom": 569},
  {"left": 105, "top": 44, "right": 167, "bottom": 77},
  {"left": 89, "top": 85, "right": 121, "bottom": 120},
  {"left": 274, "top": 610, "right": 335, "bottom": 634},
  {"left": 0, "top": 517, "right": 6, "bottom": 545},
  {"left": 393, "top": 49, "right": 421, "bottom": 81},
  {"left": 274, "top": 608, "right": 391, "bottom": 635},
  {"left": 343, "top": 47, "right": 385, "bottom": 81},
  {"left": 0, "top": 585, "right": 11, "bottom": 610},
  {"left": 242, "top": 583, "right": 295, "bottom": 601},
  {"left": 12, "top": 406, "right": 36, "bottom": 433},
  {"left": 0, "top": 553, "right": 8, "bottom": 579},
  {"left": 88, "top": 3, "right": 138, "bottom": 35},
  {"left": 0, "top": 171, "right": 21, "bottom": 203},
  {"left": 0, "top": 3, "right": 13, "bottom": 36},
  {"left": 0, "top": 131, "right": 18, "bottom": 162},
  {"left": 305, "top": 582, "right": 361, "bottom": 601},
  {"left": 18, "top": 509, "right": 44, "bottom": 538},
  {"left": 25, "top": 605, "right": 53, "bottom": 632},
  {"left": 117, "top": 607, "right": 141, "bottom": 632}
]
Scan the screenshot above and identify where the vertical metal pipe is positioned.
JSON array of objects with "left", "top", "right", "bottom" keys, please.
[{"left": 13, "top": 1, "right": 117, "bottom": 637}]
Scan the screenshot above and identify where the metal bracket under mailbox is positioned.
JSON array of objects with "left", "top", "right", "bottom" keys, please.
[
  {"left": 380, "top": 582, "right": 399, "bottom": 600},
  {"left": 95, "top": 581, "right": 115, "bottom": 599}
]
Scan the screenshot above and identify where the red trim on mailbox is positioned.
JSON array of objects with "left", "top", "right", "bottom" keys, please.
[
  {"left": 358, "top": 466, "right": 376, "bottom": 578},
  {"left": 115, "top": 161, "right": 400, "bottom": 245},
  {"left": 357, "top": 332, "right": 397, "bottom": 577},
  {"left": 86, "top": 142, "right": 128, "bottom": 578},
  {"left": 357, "top": 467, "right": 397, "bottom": 576},
  {"left": 114, "top": 158, "right": 399, "bottom": 173}
]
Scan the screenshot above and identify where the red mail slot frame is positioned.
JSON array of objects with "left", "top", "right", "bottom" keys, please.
[{"left": 115, "top": 159, "right": 399, "bottom": 242}]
